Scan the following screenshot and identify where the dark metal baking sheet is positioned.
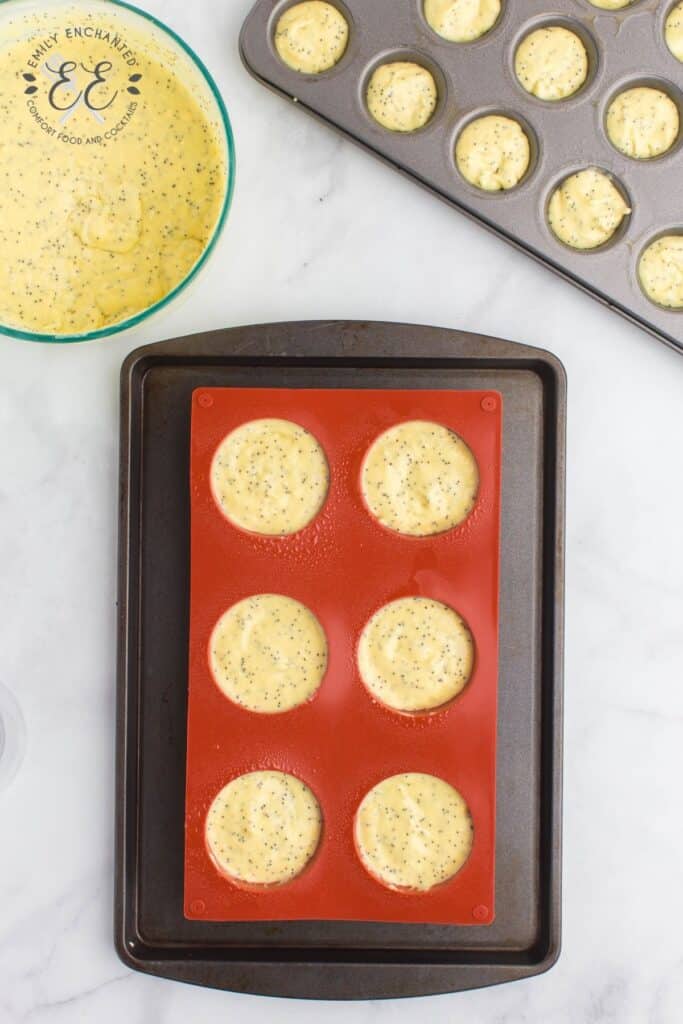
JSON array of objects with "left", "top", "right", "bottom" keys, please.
[
  {"left": 240, "top": 0, "right": 683, "bottom": 356},
  {"left": 115, "top": 320, "right": 566, "bottom": 999}
]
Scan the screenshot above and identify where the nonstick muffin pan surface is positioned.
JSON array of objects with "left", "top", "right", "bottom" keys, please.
[
  {"left": 115, "top": 321, "right": 565, "bottom": 998},
  {"left": 241, "top": 1, "right": 683, "bottom": 355},
  {"left": 185, "top": 386, "right": 501, "bottom": 924}
]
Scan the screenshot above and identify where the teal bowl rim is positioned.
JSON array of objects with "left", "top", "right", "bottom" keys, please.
[{"left": 0, "top": 0, "right": 236, "bottom": 344}]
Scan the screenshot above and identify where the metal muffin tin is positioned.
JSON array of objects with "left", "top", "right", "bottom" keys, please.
[
  {"left": 240, "top": 0, "right": 683, "bottom": 355},
  {"left": 115, "top": 320, "right": 565, "bottom": 999}
]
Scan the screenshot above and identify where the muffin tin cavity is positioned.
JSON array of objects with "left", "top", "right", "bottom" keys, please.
[
  {"left": 185, "top": 386, "right": 501, "bottom": 923},
  {"left": 605, "top": 81, "right": 680, "bottom": 160},
  {"left": 273, "top": 0, "right": 350, "bottom": 73},
  {"left": 666, "top": 1, "right": 683, "bottom": 62},
  {"left": 422, "top": 0, "right": 502, "bottom": 43},
  {"left": 546, "top": 167, "right": 631, "bottom": 253},
  {"left": 363, "top": 50, "right": 446, "bottom": 133},
  {"left": 455, "top": 111, "right": 534, "bottom": 192},
  {"left": 637, "top": 230, "right": 683, "bottom": 310}
]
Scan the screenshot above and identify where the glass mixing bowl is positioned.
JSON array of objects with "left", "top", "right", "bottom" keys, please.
[{"left": 0, "top": 0, "right": 235, "bottom": 343}]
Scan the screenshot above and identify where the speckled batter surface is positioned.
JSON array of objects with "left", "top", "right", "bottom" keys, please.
[
  {"left": 358, "top": 597, "right": 474, "bottom": 712},
  {"left": 548, "top": 168, "right": 630, "bottom": 250},
  {"left": 210, "top": 594, "right": 327, "bottom": 713},
  {"left": 639, "top": 235, "right": 683, "bottom": 308},
  {"left": 361, "top": 420, "right": 478, "bottom": 536},
  {"left": 355, "top": 773, "right": 474, "bottom": 890},
  {"left": 666, "top": 1, "right": 683, "bottom": 62},
  {"left": 423, "top": 0, "right": 500, "bottom": 43},
  {"left": 606, "top": 86, "right": 679, "bottom": 159},
  {"left": 366, "top": 61, "right": 437, "bottom": 132},
  {"left": 211, "top": 418, "right": 329, "bottom": 535},
  {"left": 456, "top": 114, "right": 530, "bottom": 191},
  {"left": 0, "top": 2, "right": 226, "bottom": 336},
  {"left": 515, "top": 26, "right": 588, "bottom": 101},
  {"left": 206, "top": 771, "right": 322, "bottom": 885},
  {"left": 274, "top": 1, "right": 348, "bottom": 74}
]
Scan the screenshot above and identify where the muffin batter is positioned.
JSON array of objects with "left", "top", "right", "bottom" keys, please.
[
  {"left": 355, "top": 773, "right": 473, "bottom": 891},
  {"left": 515, "top": 26, "right": 588, "bottom": 101},
  {"left": 274, "top": 1, "right": 349, "bottom": 74},
  {"left": 366, "top": 62, "right": 438, "bottom": 132},
  {"left": 456, "top": 114, "right": 530, "bottom": 191},
  {"left": 211, "top": 418, "right": 329, "bottom": 535},
  {"left": 666, "top": 2, "right": 683, "bottom": 63},
  {"left": 361, "top": 420, "right": 478, "bottom": 536},
  {"left": 638, "top": 235, "right": 683, "bottom": 308},
  {"left": 210, "top": 595, "right": 327, "bottom": 713},
  {"left": 0, "top": 2, "right": 227, "bottom": 335},
  {"left": 548, "top": 168, "right": 630, "bottom": 250},
  {"left": 358, "top": 597, "right": 474, "bottom": 712},
  {"left": 206, "top": 771, "right": 322, "bottom": 885},
  {"left": 606, "top": 86, "right": 679, "bottom": 159},
  {"left": 423, "top": 0, "right": 501, "bottom": 43},
  {"left": 587, "top": 0, "right": 635, "bottom": 8}
]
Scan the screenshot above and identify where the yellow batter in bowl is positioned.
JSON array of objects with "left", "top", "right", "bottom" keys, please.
[
  {"left": 211, "top": 418, "right": 329, "bottom": 536},
  {"left": 274, "top": 1, "right": 349, "bottom": 74},
  {"left": 206, "top": 771, "right": 322, "bottom": 886},
  {"left": 355, "top": 773, "right": 473, "bottom": 891},
  {"left": 423, "top": 0, "right": 501, "bottom": 43},
  {"left": 638, "top": 235, "right": 683, "bottom": 308},
  {"left": 515, "top": 25, "right": 588, "bottom": 101},
  {"left": 210, "top": 594, "right": 328, "bottom": 714},
  {"left": 358, "top": 597, "right": 474, "bottom": 713},
  {"left": 456, "top": 114, "right": 530, "bottom": 191},
  {"left": 0, "top": 0, "right": 230, "bottom": 339},
  {"left": 666, "top": 2, "right": 683, "bottom": 63},
  {"left": 547, "top": 168, "right": 630, "bottom": 250},
  {"left": 361, "top": 420, "right": 478, "bottom": 536},
  {"left": 606, "top": 86, "right": 679, "bottom": 159},
  {"left": 366, "top": 61, "right": 438, "bottom": 132}
]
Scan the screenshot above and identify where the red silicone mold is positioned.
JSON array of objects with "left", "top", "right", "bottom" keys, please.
[{"left": 185, "top": 387, "right": 502, "bottom": 925}]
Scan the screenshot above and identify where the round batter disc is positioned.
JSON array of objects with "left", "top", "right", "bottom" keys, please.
[
  {"left": 210, "top": 594, "right": 327, "bottom": 713},
  {"left": 211, "top": 418, "right": 329, "bottom": 536},
  {"left": 361, "top": 420, "right": 479, "bottom": 536},
  {"left": 274, "top": 1, "right": 349, "bottom": 74},
  {"left": 587, "top": 0, "right": 635, "bottom": 8},
  {"left": 355, "top": 773, "right": 474, "bottom": 890},
  {"left": 666, "top": 2, "right": 683, "bottom": 62},
  {"left": 638, "top": 235, "right": 683, "bottom": 308},
  {"left": 358, "top": 597, "right": 474, "bottom": 712},
  {"left": 515, "top": 26, "right": 588, "bottom": 101},
  {"left": 366, "top": 61, "right": 438, "bottom": 132},
  {"left": 606, "top": 86, "right": 679, "bottom": 159},
  {"left": 456, "top": 114, "right": 530, "bottom": 191},
  {"left": 547, "top": 168, "right": 630, "bottom": 250},
  {"left": 423, "top": 0, "right": 501, "bottom": 43},
  {"left": 206, "top": 771, "right": 322, "bottom": 885}
]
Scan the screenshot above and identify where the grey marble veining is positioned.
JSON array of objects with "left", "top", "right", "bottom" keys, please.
[{"left": 0, "top": 1, "right": 682, "bottom": 1020}]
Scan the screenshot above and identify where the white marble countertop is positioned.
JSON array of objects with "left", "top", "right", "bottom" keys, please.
[{"left": 1, "top": 0, "right": 682, "bottom": 1020}]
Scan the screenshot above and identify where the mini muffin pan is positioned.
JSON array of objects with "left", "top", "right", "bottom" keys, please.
[
  {"left": 185, "top": 386, "right": 501, "bottom": 923},
  {"left": 240, "top": 1, "right": 683, "bottom": 355},
  {"left": 115, "top": 320, "right": 565, "bottom": 998}
]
